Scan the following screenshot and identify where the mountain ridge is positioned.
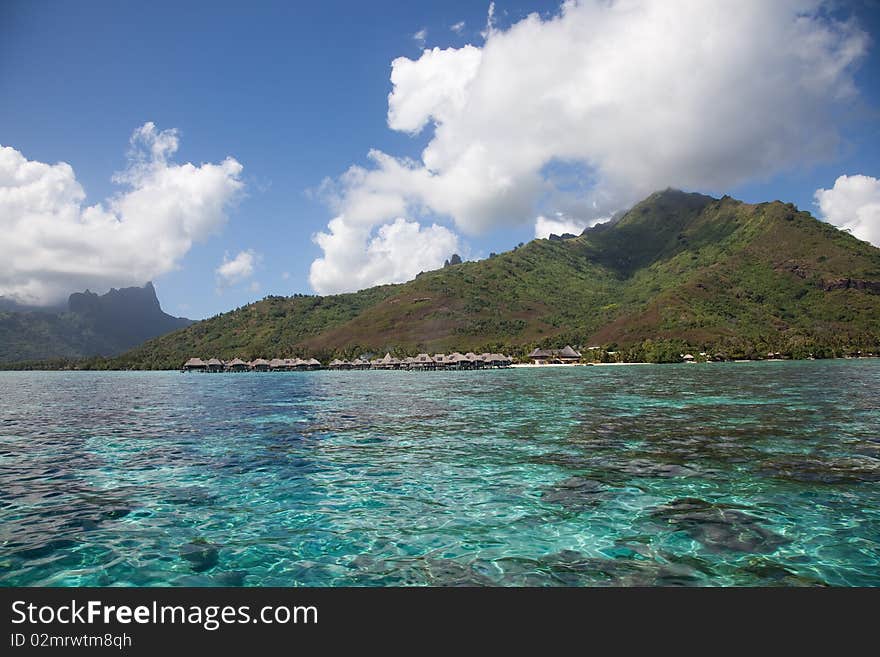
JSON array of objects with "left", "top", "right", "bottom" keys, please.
[
  {"left": 0, "top": 283, "right": 192, "bottom": 363},
  {"left": 10, "top": 189, "right": 880, "bottom": 368}
]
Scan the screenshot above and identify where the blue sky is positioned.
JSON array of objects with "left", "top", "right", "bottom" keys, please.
[{"left": 2, "top": 0, "right": 879, "bottom": 319}]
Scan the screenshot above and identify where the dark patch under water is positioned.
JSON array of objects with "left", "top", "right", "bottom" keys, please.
[{"left": 0, "top": 360, "right": 878, "bottom": 586}]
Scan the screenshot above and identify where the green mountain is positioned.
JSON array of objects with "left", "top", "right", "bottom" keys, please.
[
  {"left": 95, "top": 190, "right": 880, "bottom": 368},
  {"left": 0, "top": 282, "right": 192, "bottom": 363}
]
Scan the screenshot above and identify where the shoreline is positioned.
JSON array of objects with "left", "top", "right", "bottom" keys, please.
[{"left": 1, "top": 355, "right": 878, "bottom": 372}]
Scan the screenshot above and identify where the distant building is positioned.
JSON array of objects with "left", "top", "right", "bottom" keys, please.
[
  {"left": 226, "top": 358, "right": 249, "bottom": 372},
  {"left": 183, "top": 357, "right": 207, "bottom": 372},
  {"left": 527, "top": 345, "right": 581, "bottom": 364}
]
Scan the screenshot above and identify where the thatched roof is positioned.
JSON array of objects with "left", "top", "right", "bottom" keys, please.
[
  {"left": 559, "top": 345, "right": 581, "bottom": 358},
  {"left": 227, "top": 358, "right": 248, "bottom": 367},
  {"left": 307, "top": 358, "right": 321, "bottom": 366},
  {"left": 269, "top": 358, "right": 286, "bottom": 368},
  {"left": 528, "top": 348, "right": 551, "bottom": 358},
  {"left": 206, "top": 358, "right": 223, "bottom": 366},
  {"left": 183, "top": 357, "right": 206, "bottom": 367},
  {"left": 252, "top": 358, "right": 270, "bottom": 366}
]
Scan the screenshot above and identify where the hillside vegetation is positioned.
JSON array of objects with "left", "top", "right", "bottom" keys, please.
[
  {"left": 52, "top": 190, "right": 880, "bottom": 369},
  {"left": 0, "top": 283, "right": 191, "bottom": 363}
]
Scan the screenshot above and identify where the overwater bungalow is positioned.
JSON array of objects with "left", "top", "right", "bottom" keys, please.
[
  {"left": 226, "top": 358, "right": 249, "bottom": 372},
  {"left": 410, "top": 353, "right": 435, "bottom": 370},
  {"left": 372, "top": 353, "right": 398, "bottom": 369},
  {"left": 484, "top": 353, "right": 508, "bottom": 367},
  {"left": 183, "top": 357, "right": 207, "bottom": 372},
  {"left": 184, "top": 351, "right": 512, "bottom": 374},
  {"left": 445, "top": 352, "right": 466, "bottom": 369}
]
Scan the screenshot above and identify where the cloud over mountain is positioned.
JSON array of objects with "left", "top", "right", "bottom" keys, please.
[
  {"left": 0, "top": 123, "right": 243, "bottom": 305},
  {"left": 310, "top": 0, "right": 867, "bottom": 295},
  {"left": 816, "top": 174, "right": 880, "bottom": 247},
  {"left": 216, "top": 249, "right": 259, "bottom": 288}
]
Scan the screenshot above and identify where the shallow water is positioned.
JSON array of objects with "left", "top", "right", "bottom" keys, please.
[{"left": 1, "top": 360, "right": 878, "bottom": 586}]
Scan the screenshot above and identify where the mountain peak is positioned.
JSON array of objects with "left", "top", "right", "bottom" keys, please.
[
  {"left": 0, "top": 283, "right": 192, "bottom": 364},
  {"left": 68, "top": 282, "right": 162, "bottom": 315}
]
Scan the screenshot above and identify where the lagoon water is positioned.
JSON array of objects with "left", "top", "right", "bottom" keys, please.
[{"left": 1, "top": 360, "right": 878, "bottom": 586}]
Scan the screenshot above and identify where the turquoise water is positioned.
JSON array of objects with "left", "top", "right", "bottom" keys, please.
[{"left": 1, "top": 360, "right": 878, "bottom": 586}]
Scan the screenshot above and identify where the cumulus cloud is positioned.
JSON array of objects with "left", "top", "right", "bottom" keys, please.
[
  {"left": 388, "top": 45, "right": 483, "bottom": 135},
  {"left": 310, "top": 217, "right": 459, "bottom": 294},
  {"left": 815, "top": 174, "right": 880, "bottom": 247},
  {"left": 534, "top": 214, "right": 589, "bottom": 239},
  {"left": 216, "top": 249, "right": 259, "bottom": 287},
  {"left": 310, "top": 0, "right": 868, "bottom": 294},
  {"left": 0, "top": 122, "right": 243, "bottom": 305}
]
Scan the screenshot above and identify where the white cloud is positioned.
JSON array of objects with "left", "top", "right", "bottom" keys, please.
[
  {"left": 388, "top": 45, "right": 483, "bottom": 135},
  {"left": 311, "top": 0, "right": 868, "bottom": 294},
  {"left": 310, "top": 217, "right": 459, "bottom": 295},
  {"left": 481, "top": 2, "right": 497, "bottom": 40},
  {"left": 534, "top": 215, "right": 588, "bottom": 239},
  {"left": 216, "top": 249, "right": 259, "bottom": 287},
  {"left": 450, "top": 21, "right": 466, "bottom": 34},
  {"left": 413, "top": 28, "right": 427, "bottom": 46},
  {"left": 815, "top": 174, "right": 880, "bottom": 247},
  {"left": 0, "top": 122, "right": 243, "bottom": 305}
]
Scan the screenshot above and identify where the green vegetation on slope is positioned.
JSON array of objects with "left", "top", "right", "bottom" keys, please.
[
  {"left": 0, "top": 283, "right": 191, "bottom": 363},
  {"left": 58, "top": 190, "right": 880, "bottom": 369}
]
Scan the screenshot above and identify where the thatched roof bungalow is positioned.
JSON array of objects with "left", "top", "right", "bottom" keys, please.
[
  {"left": 445, "top": 352, "right": 468, "bottom": 369},
  {"left": 558, "top": 345, "right": 581, "bottom": 361},
  {"left": 183, "top": 357, "right": 207, "bottom": 371},
  {"left": 206, "top": 358, "right": 224, "bottom": 372},
  {"left": 485, "top": 353, "right": 507, "bottom": 367},
  {"left": 373, "top": 353, "right": 401, "bottom": 369},
  {"left": 251, "top": 358, "right": 270, "bottom": 372},
  {"left": 226, "top": 358, "right": 249, "bottom": 372},
  {"left": 411, "top": 353, "right": 435, "bottom": 369},
  {"left": 528, "top": 346, "right": 581, "bottom": 364}
]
